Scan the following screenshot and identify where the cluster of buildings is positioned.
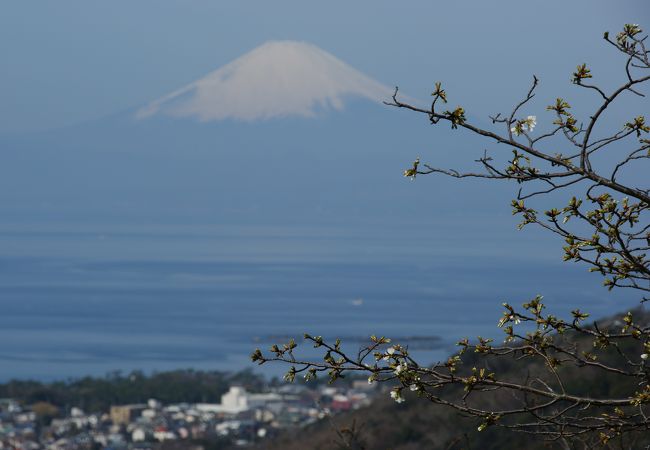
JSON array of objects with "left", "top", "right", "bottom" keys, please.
[{"left": 0, "top": 381, "right": 376, "bottom": 449}]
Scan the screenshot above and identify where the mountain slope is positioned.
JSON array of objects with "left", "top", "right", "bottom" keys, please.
[{"left": 136, "top": 41, "right": 395, "bottom": 122}]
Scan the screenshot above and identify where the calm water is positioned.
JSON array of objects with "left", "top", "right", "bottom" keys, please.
[{"left": 0, "top": 221, "right": 640, "bottom": 381}]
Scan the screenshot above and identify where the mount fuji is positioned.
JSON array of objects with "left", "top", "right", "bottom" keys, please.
[
  {"left": 135, "top": 40, "right": 395, "bottom": 122},
  {"left": 0, "top": 41, "right": 500, "bottom": 226}
]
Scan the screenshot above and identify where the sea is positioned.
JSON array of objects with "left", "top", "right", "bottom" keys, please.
[{"left": 0, "top": 219, "right": 642, "bottom": 381}]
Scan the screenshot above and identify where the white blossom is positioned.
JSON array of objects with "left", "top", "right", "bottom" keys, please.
[
  {"left": 409, "top": 384, "right": 419, "bottom": 392},
  {"left": 383, "top": 346, "right": 396, "bottom": 360},
  {"left": 525, "top": 115, "right": 537, "bottom": 132},
  {"left": 394, "top": 362, "right": 407, "bottom": 375},
  {"left": 642, "top": 353, "right": 649, "bottom": 360},
  {"left": 511, "top": 115, "right": 537, "bottom": 136},
  {"left": 390, "top": 389, "right": 405, "bottom": 403}
]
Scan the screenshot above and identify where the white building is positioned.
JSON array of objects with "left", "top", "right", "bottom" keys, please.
[
  {"left": 195, "top": 386, "right": 282, "bottom": 415},
  {"left": 131, "top": 428, "right": 147, "bottom": 442}
]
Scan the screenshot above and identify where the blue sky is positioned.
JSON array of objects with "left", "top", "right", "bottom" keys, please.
[{"left": 1, "top": 1, "right": 648, "bottom": 133}]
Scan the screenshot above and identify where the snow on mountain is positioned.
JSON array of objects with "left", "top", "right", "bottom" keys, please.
[{"left": 135, "top": 40, "right": 395, "bottom": 122}]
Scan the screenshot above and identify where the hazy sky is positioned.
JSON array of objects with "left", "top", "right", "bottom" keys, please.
[
  {"left": 1, "top": 1, "right": 648, "bottom": 133},
  {"left": 1, "top": 1, "right": 648, "bottom": 379}
]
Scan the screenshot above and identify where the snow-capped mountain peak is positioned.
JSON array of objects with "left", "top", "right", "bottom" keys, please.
[{"left": 135, "top": 40, "right": 394, "bottom": 122}]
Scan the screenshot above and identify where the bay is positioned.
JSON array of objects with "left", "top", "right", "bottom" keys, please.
[{"left": 0, "top": 220, "right": 639, "bottom": 381}]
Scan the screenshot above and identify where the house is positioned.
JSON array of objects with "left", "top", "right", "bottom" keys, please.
[{"left": 110, "top": 404, "right": 147, "bottom": 425}]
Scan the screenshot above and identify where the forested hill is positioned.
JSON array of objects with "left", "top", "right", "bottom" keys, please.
[{"left": 0, "top": 369, "right": 264, "bottom": 413}]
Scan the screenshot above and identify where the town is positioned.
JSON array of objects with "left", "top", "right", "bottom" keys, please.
[{"left": 0, "top": 380, "right": 377, "bottom": 449}]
